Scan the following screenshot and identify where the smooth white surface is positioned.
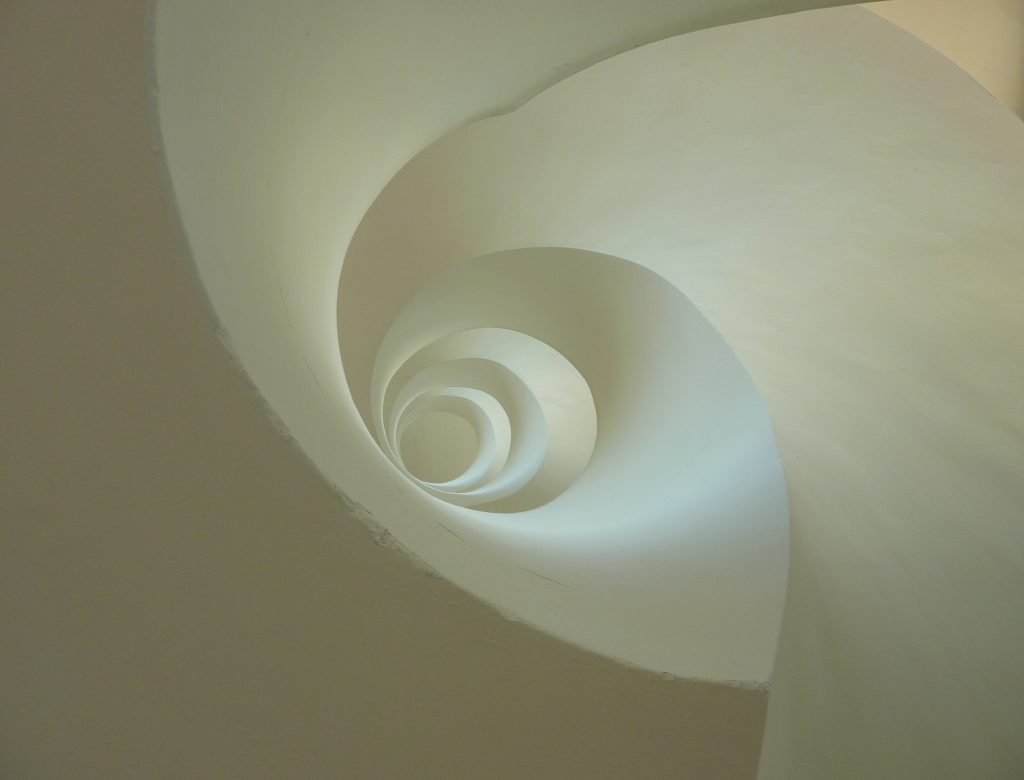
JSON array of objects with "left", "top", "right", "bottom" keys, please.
[
  {"left": 155, "top": 0, "right": 835, "bottom": 683},
  {"left": 155, "top": 7, "right": 1024, "bottom": 775}
]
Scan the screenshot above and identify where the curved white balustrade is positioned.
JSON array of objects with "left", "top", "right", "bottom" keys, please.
[{"left": 153, "top": 0, "right": 1024, "bottom": 718}]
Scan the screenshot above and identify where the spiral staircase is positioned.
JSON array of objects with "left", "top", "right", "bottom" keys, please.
[{"left": 3, "top": 1, "right": 1023, "bottom": 777}]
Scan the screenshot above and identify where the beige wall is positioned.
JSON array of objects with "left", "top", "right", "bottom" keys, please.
[{"left": 867, "top": 0, "right": 1024, "bottom": 117}]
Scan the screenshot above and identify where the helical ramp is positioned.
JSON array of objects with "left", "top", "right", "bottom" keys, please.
[{"left": 153, "top": 2, "right": 1024, "bottom": 776}]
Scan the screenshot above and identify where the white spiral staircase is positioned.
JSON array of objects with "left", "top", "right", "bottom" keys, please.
[{"left": 152, "top": 2, "right": 1024, "bottom": 776}]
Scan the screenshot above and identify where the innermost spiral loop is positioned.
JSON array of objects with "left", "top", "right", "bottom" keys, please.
[
  {"left": 372, "top": 325, "right": 597, "bottom": 513},
  {"left": 399, "top": 410, "right": 479, "bottom": 484}
]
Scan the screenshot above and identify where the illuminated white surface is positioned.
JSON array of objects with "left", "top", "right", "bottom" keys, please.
[
  {"left": 156, "top": 0, "right": 827, "bottom": 683},
  {"left": 154, "top": 0, "right": 1024, "bottom": 708}
]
